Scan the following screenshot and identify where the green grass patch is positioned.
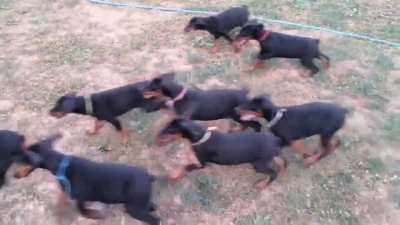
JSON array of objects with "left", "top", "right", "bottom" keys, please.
[
  {"left": 182, "top": 175, "right": 230, "bottom": 213},
  {"left": 367, "top": 157, "right": 387, "bottom": 174},
  {"left": 383, "top": 113, "right": 400, "bottom": 142},
  {"left": 375, "top": 53, "right": 395, "bottom": 71},
  {"left": 381, "top": 26, "right": 400, "bottom": 41},
  {"left": 308, "top": 172, "right": 360, "bottom": 225},
  {"left": 314, "top": 3, "right": 346, "bottom": 29},
  {"left": 187, "top": 50, "right": 205, "bottom": 64},
  {"left": 41, "top": 36, "right": 98, "bottom": 67},
  {"left": 235, "top": 213, "right": 272, "bottom": 225}
]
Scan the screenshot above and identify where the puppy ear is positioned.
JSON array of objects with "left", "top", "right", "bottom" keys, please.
[{"left": 255, "top": 23, "right": 264, "bottom": 32}]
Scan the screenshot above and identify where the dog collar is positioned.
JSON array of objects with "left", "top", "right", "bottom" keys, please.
[
  {"left": 267, "top": 108, "right": 287, "bottom": 128},
  {"left": 258, "top": 30, "right": 272, "bottom": 42},
  {"left": 166, "top": 87, "right": 188, "bottom": 108},
  {"left": 56, "top": 156, "right": 72, "bottom": 196},
  {"left": 84, "top": 96, "right": 93, "bottom": 115},
  {"left": 192, "top": 127, "right": 217, "bottom": 146}
]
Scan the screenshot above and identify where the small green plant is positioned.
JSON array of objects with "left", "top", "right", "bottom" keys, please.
[{"left": 375, "top": 53, "right": 394, "bottom": 71}]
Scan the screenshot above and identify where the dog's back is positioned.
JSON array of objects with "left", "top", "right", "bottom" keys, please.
[
  {"left": 216, "top": 6, "right": 249, "bottom": 33},
  {"left": 68, "top": 157, "right": 154, "bottom": 204}
]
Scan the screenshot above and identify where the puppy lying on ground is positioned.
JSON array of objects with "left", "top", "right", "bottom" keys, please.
[
  {"left": 143, "top": 73, "right": 262, "bottom": 132},
  {"left": 184, "top": 6, "right": 249, "bottom": 53},
  {"left": 156, "top": 118, "right": 286, "bottom": 189},
  {"left": 15, "top": 134, "right": 162, "bottom": 225},
  {"left": 50, "top": 80, "right": 166, "bottom": 144},
  {"left": 237, "top": 96, "right": 348, "bottom": 166},
  {"left": 234, "top": 22, "right": 330, "bottom": 76}
]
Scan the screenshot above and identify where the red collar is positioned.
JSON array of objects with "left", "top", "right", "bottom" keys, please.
[{"left": 258, "top": 30, "right": 272, "bottom": 42}]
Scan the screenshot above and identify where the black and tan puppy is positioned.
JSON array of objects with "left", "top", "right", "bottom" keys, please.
[
  {"left": 234, "top": 22, "right": 330, "bottom": 76},
  {"left": 156, "top": 118, "right": 286, "bottom": 189},
  {"left": 143, "top": 73, "right": 262, "bottom": 132},
  {"left": 0, "top": 130, "right": 27, "bottom": 188},
  {"left": 50, "top": 81, "right": 166, "bottom": 143},
  {"left": 237, "top": 96, "right": 348, "bottom": 166},
  {"left": 16, "top": 134, "right": 161, "bottom": 225},
  {"left": 184, "top": 6, "right": 249, "bottom": 53}
]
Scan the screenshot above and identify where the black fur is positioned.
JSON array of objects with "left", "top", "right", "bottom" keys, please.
[
  {"left": 144, "top": 73, "right": 262, "bottom": 131},
  {"left": 237, "top": 96, "right": 347, "bottom": 153},
  {"left": 50, "top": 80, "right": 166, "bottom": 131},
  {"left": 184, "top": 6, "right": 249, "bottom": 42},
  {"left": 0, "top": 130, "right": 26, "bottom": 189},
  {"left": 158, "top": 118, "right": 283, "bottom": 185},
  {"left": 235, "top": 22, "right": 330, "bottom": 75},
  {"left": 22, "top": 134, "right": 161, "bottom": 225}
]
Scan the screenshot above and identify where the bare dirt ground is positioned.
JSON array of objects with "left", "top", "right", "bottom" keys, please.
[{"left": 0, "top": 0, "right": 399, "bottom": 225}]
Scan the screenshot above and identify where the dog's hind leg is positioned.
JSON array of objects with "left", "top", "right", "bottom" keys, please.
[
  {"left": 317, "top": 51, "right": 330, "bottom": 69},
  {"left": 0, "top": 160, "right": 12, "bottom": 188},
  {"left": 125, "top": 204, "right": 161, "bottom": 225},
  {"left": 108, "top": 118, "right": 130, "bottom": 144},
  {"left": 253, "top": 161, "right": 278, "bottom": 190},
  {"left": 300, "top": 57, "right": 319, "bottom": 77}
]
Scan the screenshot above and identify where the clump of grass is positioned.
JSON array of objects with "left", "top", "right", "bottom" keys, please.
[
  {"left": 235, "top": 213, "right": 272, "bottom": 225},
  {"left": 336, "top": 70, "right": 388, "bottom": 110},
  {"left": 383, "top": 113, "right": 400, "bottom": 142},
  {"left": 182, "top": 175, "right": 230, "bottom": 213},
  {"left": 178, "top": 59, "right": 239, "bottom": 84},
  {"left": 187, "top": 50, "right": 205, "bottom": 64},
  {"left": 381, "top": 26, "right": 400, "bottom": 41},
  {"left": 307, "top": 172, "right": 360, "bottom": 225},
  {"left": 375, "top": 53, "right": 394, "bottom": 71},
  {"left": 42, "top": 36, "right": 97, "bottom": 66},
  {"left": 367, "top": 157, "right": 387, "bottom": 174},
  {"left": 314, "top": 3, "right": 346, "bottom": 29},
  {"left": 191, "top": 35, "right": 214, "bottom": 49}
]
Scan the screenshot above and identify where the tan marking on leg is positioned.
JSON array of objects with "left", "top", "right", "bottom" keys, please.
[
  {"left": 87, "top": 120, "right": 105, "bottom": 136},
  {"left": 211, "top": 40, "right": 221, "bottom": 54},
  {"left": 15, "top": 165, "right": 35, "bottom": 178},
  {"left": 119, "top": 129, "right": 130, "bottom": 144}
]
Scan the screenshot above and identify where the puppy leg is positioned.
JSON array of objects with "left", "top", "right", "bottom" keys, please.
[
  {"left": 86, "top": 120, "right": 105, "bottom": 136},
  {"left": 108, "top": 118, "right": 130, "bottom": 144},
  {"left": 0, "top": 160, "right": 13, "bottom": 188},
  {"left": 273, "top": 156, "right": 288, "bottom": 176},
  {"left": 211, "top": 39, "right": 221, "bottom": 54},
  {"left": 14, "top": 164, "right": 35, "bottom": 178},
  {"left": 253, "top": 161, "right": 278, "bottom": 190},
  {"left": 317, "top": 51, "right": 330, "bottom": 69},
  {"left": 300, "top": 57, "right": 319, "bottom": 77},
  {"left": 290, "top": 139, "right": 313, "bottom": 159},
  {"left": 77, "top": 201, "right": 105, "bottom": 219},
  {"left": 125, "top": 204, "right": 161, "bottom": 225}
]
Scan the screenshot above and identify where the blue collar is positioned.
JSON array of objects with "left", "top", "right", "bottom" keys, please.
[{"left": 56, "top": 156, "right": 72, "bottom": 196}]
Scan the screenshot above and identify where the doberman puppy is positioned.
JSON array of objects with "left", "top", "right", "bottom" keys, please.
[
  {"left": 236, "top": 96, "right": 348, "bottom": 166},
  {"left": 234, "top": 22, "right": 330, "bottom": 76},
  {"left": 184, "top": 6, "right": 249, "bottom": 53},
  {"left": 156, "top": 118, "right": 286, "bottom": 189},
  {"left": 15, "top": 134, "right": 161, "bottom": 225},
  {"left": 50, "top": 80, "right": 166, "bottom": 143},
  {"left": 142, "top": 73, "right": 262, "bottom": 132},
  {"left": 0, "top": 130, "right": 26, "bottom": 188}
]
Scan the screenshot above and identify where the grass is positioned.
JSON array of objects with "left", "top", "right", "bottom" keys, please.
[
  {"left": 182, "top": 175, "right": 230, "bottom": 213},
  {"left": 367, "top": 157, "right": 387, "bottom": 174},
  {"left": 235, "top": 213, "right": 272, "bottom": 225},
  {"left": 383, "top": 113, "right": 400, "bottom": 142},
  {"left": 41, "top": 36, "right": 98, "bottom": 67},
  {"left": 187, "top": 50, "right": 205, "bottom": 64},
  {"left": 314, "top": 2, "right": 346, "bottom": 29},
  {"left": 309, "top": 172, "right": 360, "bottom": 225}
]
